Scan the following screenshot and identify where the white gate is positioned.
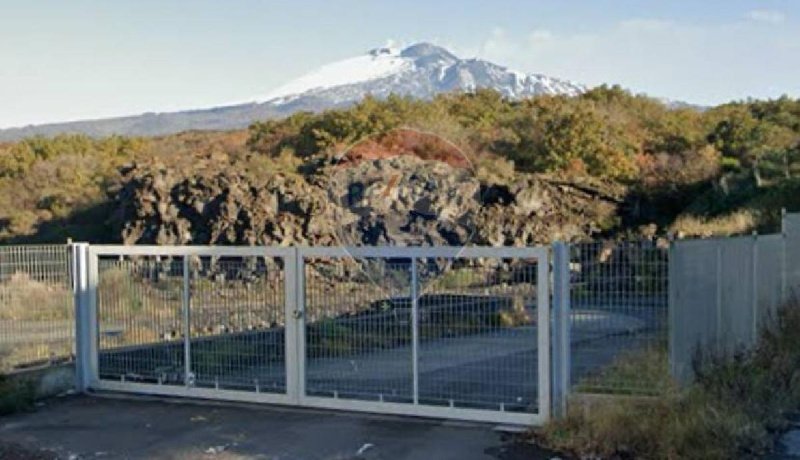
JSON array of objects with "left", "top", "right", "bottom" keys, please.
[{"left": 74, "top": 245, "right": 550, "bottom": 426}]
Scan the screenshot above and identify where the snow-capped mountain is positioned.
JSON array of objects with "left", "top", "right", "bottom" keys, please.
[
  {"left": 259, "top": 42, "right": 585, "bottom": 107},
  {"left": 0, "top": 42, "right": 587, "bottom": 141}
]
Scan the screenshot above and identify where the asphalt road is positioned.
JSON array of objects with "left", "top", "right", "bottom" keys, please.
[
  {"left": 0, "top": 395, "right": 560, "bottom": 460},
  {"left": 98, "top": 309, "right": 651, "bottom": 412}
]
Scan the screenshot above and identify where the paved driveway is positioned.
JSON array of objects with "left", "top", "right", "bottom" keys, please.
[{"left": 0, "top": 395, "right": 559, "bottom": 460}]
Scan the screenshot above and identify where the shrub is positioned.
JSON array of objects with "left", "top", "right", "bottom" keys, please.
[
  {"left": 670, "top": 209, "right": 757, "bottom": 237},
  {"left": 0, "top": 375, "right": 35, "bottom": 415}
]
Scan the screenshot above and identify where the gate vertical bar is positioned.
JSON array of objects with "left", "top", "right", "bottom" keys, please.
[
  {"left": 182, "top": 256, "right": 192, "bottom": 386},
  {"left": 284, "top": 248, "right": 299, "bottom": 402},
  {"left": 751, "top": 232, "right": 759, "bottom": 343},
  {"left": 410, "top": 257, "right": 419, "bottom": 405},
  {"left": 715, "top": 241, "right": 723, "bottom": 348},
  {"left": 537, "top": 249, "right": 551, "bottom": 421},
  {"left": 551, "top": 242, "right": 570, "bottom": 418},
  {"left": 295, "top": 249, "right": 307, "bottom": 401}
]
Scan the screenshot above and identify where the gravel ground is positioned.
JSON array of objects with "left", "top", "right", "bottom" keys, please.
[{"left": 0, "top": 442, "right": 57, "bottom": 460}]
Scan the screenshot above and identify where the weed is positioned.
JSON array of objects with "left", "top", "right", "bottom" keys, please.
[
  {"left": 0, "top": 375, "right": 35, "bottom": 415},
  {"left": 574, "top": 346, "right": 672, "bottom": 396},
  {"left": 537, "top": 298, "right": 800, "bottom": 459}
]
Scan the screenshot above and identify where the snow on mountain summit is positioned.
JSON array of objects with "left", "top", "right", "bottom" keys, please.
[
  {"left": 260, "top": 47, "right": 410, "bottom": 103},
  {"left": 258, "top": 42, "right": 586, "bottom": 107}
]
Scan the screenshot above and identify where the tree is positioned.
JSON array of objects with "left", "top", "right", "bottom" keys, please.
[{"left": 709, "top": 105, "right": 797, "bottom": 185}]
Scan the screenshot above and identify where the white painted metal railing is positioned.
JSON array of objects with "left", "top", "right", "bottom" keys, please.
[{"left": 72, "top": 245, "right": 552, "bottom": 426}]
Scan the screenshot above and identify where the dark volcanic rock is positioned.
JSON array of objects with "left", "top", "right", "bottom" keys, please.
[{"left": 110, "top": 156, "right": 623, "bottom": 246}]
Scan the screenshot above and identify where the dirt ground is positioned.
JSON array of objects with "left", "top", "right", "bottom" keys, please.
[{"left": 0, "top": 394, "right": 559, "bottom": 460}]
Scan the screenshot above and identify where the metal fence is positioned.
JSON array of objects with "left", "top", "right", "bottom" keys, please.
[
  {"left": 2, "top": 217, "right": 797, "bottom": 423},
  {"left": 566, "top": 240, "right": 670, "bottom": 395},
  {"left": 80, "top": 245, "right": 550, "bottom": 426},
  {"left": 93, "top": 250, "right": 288, "bottom": 393},
  {"left": 0, "top": 245, "right": 74, "bottom": 372}
]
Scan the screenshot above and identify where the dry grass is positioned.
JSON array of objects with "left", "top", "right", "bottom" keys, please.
[
  {"left": 0, "top": 272, "right": 74, "bottom": 371},
  {"left": 574, "top": 346, "right": 672, "bottom": 396},
  {"left": 537, "top": 298, "right": 800, "bottom": 459},
  {"left": 670, "top": 209, "right": 757, "bottom": 238},
  {"left": 0, "top": 272, "right": 72, "bottom": 321}
]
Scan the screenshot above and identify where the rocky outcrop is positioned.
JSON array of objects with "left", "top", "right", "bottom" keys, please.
[{"left": 110, "top": 156, "right": 624, "bottom": 246}]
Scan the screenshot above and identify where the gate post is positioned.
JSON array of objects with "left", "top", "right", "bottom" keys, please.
[
  {"left": 551, "top": 242, "right": 570, "bottom": 418},
  {"left": 284, "top": 247, "right": 300, "bottom": 403},
  {"left": 410, "top": 257, "right": 419, "bottom": 405},
  {"left": 72, "top": 242, "right": 91, "bottom": 392}
]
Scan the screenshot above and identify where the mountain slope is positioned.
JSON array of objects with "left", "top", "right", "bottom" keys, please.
[{"left": 0, "top": 42, "right": 586, "bottom": 141}]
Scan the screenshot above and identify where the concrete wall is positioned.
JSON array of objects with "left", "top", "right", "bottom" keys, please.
[
  {"left": 670, "top": 212, "right": 799, "bottom": 383},
  {"left": 6, "top": 363, "right": 76, "bottom": 399}
]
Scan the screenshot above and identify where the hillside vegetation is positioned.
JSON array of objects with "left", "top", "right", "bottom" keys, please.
[{"left": 1, "top": 86, "right": 799, "bottom": 244}]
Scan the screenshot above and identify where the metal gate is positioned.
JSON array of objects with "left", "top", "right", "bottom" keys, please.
[{"left": 74, "top": 245, "right": 549, "bottom": 425}]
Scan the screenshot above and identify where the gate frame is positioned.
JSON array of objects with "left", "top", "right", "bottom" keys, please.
[
  {"left": 82, "top": 245, "right": 299, "bottom": 407},
  {"left": 77, "top": 245, "right": 550, "bottom": 426}
]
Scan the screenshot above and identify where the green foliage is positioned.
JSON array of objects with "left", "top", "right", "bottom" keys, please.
[
  {"left": 706, "top": 99, "right": 800, "bottom": 188},
  {"left": 248, "top": 94, "right": 436, "bottom": 159},
  {"left": 0, "top": 375, "right": 35, "bottom": 415}
]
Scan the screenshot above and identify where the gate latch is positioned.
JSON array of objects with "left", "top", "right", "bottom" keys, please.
[{"left": 293, "top": 310, "right": 303, "bottom": 319}]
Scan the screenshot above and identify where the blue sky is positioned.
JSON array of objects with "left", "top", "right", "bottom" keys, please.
[{"left": 1, "top": 0, "right": 799, "bottom": 128}]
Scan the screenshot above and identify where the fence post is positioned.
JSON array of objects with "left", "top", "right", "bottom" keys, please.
[
  {"left": 715, "top": 240, "right": 723, "bottom": 350},
  {"left": 551, "top": 242, "right": 570, "bottom": 418},
  {"left": 781, "top": 208, "right": 787, "bottom": 303},
  {"left": 72, "top": 242, "right": 91, "bottom": 392},
  {"left": 410, "top": 257, "right": 419, "bottom": 405},
  {"left": 668, "top": 238, "right": 678, "bottom": 382},
  {"left": 182, "top": 256, "right": 192, "bottom": 386},
  {"left": 751, "top": 232, "right": 759, "bottom": 344}
]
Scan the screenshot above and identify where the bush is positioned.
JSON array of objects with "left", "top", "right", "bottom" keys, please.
[
  {"left": 0, "top": 375, "right": 35, "bottom": 415},
  {"left": 670, "top": 209, "right": 757, "bottom": 237},
  {"left": 537, "top": 297, "right": 800, "bottom": 459}
]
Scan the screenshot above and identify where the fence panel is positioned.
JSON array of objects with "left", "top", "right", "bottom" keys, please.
[
  {"left": 0, "top": 245, "right": 74, "bottom": 372},
  {"left": 756, "top": 234, "right": 784, "bottom": 328},
  {"left": 670, "top": 239, "right": 719, "bottom": 383},
  {"left": 303, "top": 256, "right": 413, "bottom": 402},
  {"left": 670, "top": 223, "right": 798, "bottom": 383},
  {"left": 297, "top": 246, "right": 549, "bottom": 425},
  {"left": 785, "top": 213, "right": 800, "bottom": 295},
  {"left": 188, "top": 255, "right": 286, "bottom": 393},
  {"left": 719, "top": 237, "right": 756, "bottom": 350},
  {"left": 96, "top": 255, "right": 186, "bottom": 385},
  {"left": 88, "top": 246, "right": 295, "bottom": 406},
  {"left": 415, "top": 257, "right": 540, "bottom": 412},
  {"left": 569, "top": 240, "right": 669, "bottom": 395}
]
